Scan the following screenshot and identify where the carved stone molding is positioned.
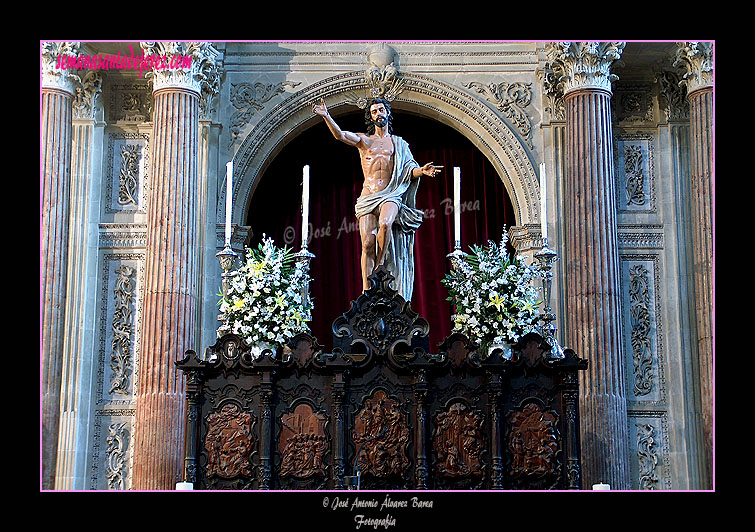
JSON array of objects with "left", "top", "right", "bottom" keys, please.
[
  {"left": 41, "top": 41, "right": 81, "bottom": 94},
  {"left": 673, "top": 42, "right": 713, "bottom": 96},
  {"left": 544, "top": 42, "right": 625, "bottom": 96}
]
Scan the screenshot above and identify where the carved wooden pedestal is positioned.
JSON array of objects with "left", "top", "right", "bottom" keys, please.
[{"left": 177, "top": 266, "right": 587, "bottom": 490}]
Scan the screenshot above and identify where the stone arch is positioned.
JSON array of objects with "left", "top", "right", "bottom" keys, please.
[{"left": 229, "top": 70, "right": 540, "bottom": 235}]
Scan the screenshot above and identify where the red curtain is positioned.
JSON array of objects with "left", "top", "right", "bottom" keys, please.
[{"left": 246, "top": 111, "right": 515, "bottom": 350}]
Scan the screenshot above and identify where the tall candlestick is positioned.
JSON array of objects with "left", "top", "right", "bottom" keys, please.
[
  {"left": 301, "top": 165, "right": 310, "bottom": 247},
  {"left": 225, "top": 161, "right": 233, "bottom": 246},
  {"left": 539, "top": 162, "right": 547, "bottom": 242},
  {"left": 454, "top": 167, "right": 461, "bottom": 246}
]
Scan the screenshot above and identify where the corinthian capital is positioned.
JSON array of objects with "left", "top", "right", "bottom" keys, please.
[
  {"left": 41, "top": 41, "right": 81, "bottom": 95},
  {"left": 140, "top": 42, "right": 221, "bottom": 101},
  {"left": 544, "top": 42, "right": 625, "bottom": 96},
  {"left": 673, "top": 42, "right": 713, "bottom": 96}
]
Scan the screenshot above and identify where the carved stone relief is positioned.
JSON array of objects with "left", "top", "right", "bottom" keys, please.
[
  {"left": 629, "top": 264, "right": 653, "bottom": 397},
  {"left": 613, "top": 83, "right": 654, "bottom": 124},
  {"left": 656, "top": 70, "right": 689, "bottom": 121},
  {"left": 616, "top": 134, "right": 655, "bottom": 213},
  {"left": 89, "top": 409, "right": 134, "bottom": 490},
  {"left": 107, "top": 81, "right": 153, "bottom": 123},
  {"left": 628, "top": 413, "right": 669, "bottom": 490},
  {"left": 98, "top": 254, "right": 143, "bottom": 405},
  {"left": 620, "top": 256, "right": 665, "bottom": 407},
  {"left": 105, "top": 421, "right": 129, "bottom": 490},
  {"left": 228, "top": 81, "right": 301, "bottom": 148},
  {"left": 106, "top": 132, "right": 149, "bottom": 213},
  {"left": 109, "top": 265, "right": 135, "bottom": 395},
  {"left": 465, "top": 81, "right": 533, "bottom": 148},
  {"left": 635, "top": 422, "right": 659, "bottom": 489}
]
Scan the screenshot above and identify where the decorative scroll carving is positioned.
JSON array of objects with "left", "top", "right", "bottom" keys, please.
[
  {"left": 41, "top": 41, "right": 81, "bottom": 93},
  {"left": 279, "top": 403, "right": 328, "bottom": 479},
  {"left": 204, "top": 402, "right": 255, "bottom": 479},
  {"left": 353, "top": 389, "right": 410, "bottom": 477},
  {"left": 228, "top": 81, "right": 301, "bottom": 147},
  {"left": 109, "top": 265, "right": 135, "bottom": 395},
  {"left": 105, "top": 422, "right": 128, "bottom": 490},
  {"left": 539, "top": 62, "right": 566, "bottom": 121},
  {"left": 508, "top": 402, "right": 559, "bottom": 484},
  {"left": 656, "top": 70, "right": 689, "bottom": 121},
  {"left": 673, "top": 42, "right": 713, "bottom": 95},
  {"left": 624, "top": 145, "right": 647, "bottom": 206},
  {"left": 636, "top": 423, "right": 659, "bottom": 489},
  {"left": 544, "top": 42, "right": 625, "bottom": 96},
  {"left": 332, "top": 266, "right": 430, "bottom": 361},
  {"left": 629, "top": 265, "right": 653, "bottom": 396},
  {"left": 140, "top": 41, "right": 220, "bottom": 96},
  {"left": 73, "top": 70, "right": 102, "bottom": 120},
  {"left": 465, "top": 81, "right": 533, "bottom": 147},
  {"left": 433, "top": 402, "right": 485, "bottom": 478},
  {"left": 117, "top": 145, "right": 140, "bottom": 206}
]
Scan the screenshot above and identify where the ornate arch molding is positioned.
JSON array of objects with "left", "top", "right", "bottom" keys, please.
[{"left": 228, "top": 70, "right": 539, "bottom": 233}]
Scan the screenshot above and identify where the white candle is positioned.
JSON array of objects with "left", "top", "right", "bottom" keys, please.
[
  {"left": 225, "top": 161, "right": 233, "bottom": 246},
  {"left": 176, "top": 482, "right": 194, "bottom": 490},
  {"left": 301, "top": 165, "right": 310, "bottom": 246},
  {"left": 539, "top": 162, "right": 547, "bottom": 242},
  {"left": 592, "top": 483, "right": 611, "bottom": 490},
  {"left": 454, "top": 167, "right": 461, "bottom": 244}
]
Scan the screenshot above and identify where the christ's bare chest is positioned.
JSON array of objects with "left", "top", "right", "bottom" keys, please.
[{"left": 361, "top": 136, "right": 394, "bottom": 177}]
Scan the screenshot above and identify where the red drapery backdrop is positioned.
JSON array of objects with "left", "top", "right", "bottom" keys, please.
[{"left": 246, "top": 111, "right": 515, "bottom": 350}]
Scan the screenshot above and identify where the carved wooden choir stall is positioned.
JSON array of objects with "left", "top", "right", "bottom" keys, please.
[{"left": 176, "top": 266, "right": 587, "bottom": 490}]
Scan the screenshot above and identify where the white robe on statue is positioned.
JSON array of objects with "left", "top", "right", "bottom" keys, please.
[{"left": 354, "top": 135, "right": 423, "bottom": 301}]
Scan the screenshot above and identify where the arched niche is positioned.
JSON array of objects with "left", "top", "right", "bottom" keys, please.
[{"left": 227, "top": 70, "right": 540, "bottom": 238}]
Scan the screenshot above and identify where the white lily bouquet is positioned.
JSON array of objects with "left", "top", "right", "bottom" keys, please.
[
  {"left": 442, "top": 230, "right": 543, "bottom": 355},
  {"left": 219, "top": 236, "right": 313, "bottom": 357}
]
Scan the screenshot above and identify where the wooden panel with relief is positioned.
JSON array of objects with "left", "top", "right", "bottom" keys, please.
[{"left": 177, "top": 266, "right": 587, "bottom": 490}]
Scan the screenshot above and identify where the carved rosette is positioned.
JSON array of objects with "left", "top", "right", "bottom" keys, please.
[
  {"left": 544, "top": 42, "right": 625, "bottom": 96},
  {"left": 41, "top": 41, "right": 81, "bottom": 95},
  {"left": 140, "top": 41, "right": 221, "bottom": 100},
  {"left": 204, "top": 402, "right": 255, "bottom": 479},
  {"left": 352, "top": 389, "right": 410, "bottom": 478},
  {"left": 673, "top": 42, "right": 713, "bottom": 96}
]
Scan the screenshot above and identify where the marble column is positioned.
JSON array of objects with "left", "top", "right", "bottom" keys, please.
[
  {"left": 41, "top": 42, "right": 80, "bottom": 490},
  {"left": 56, "top": 70, "right": 103, "bottom": 490},
  {"left": 674, "top": 42, "right": 714, "bottom": 488},
  {"left": 132, "top": 42, "right": 219, "bottom": 490},
  {"left": 546, "top": 42, "right": 630, "bottom": 489}
]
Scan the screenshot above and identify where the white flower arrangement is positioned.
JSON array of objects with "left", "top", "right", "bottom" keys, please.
[
  {"left": 219, "top": 236, "right": 312, "bottom": 357},
  {"left": 442, "top": 229, "right": 543, "bottom": 353}
]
